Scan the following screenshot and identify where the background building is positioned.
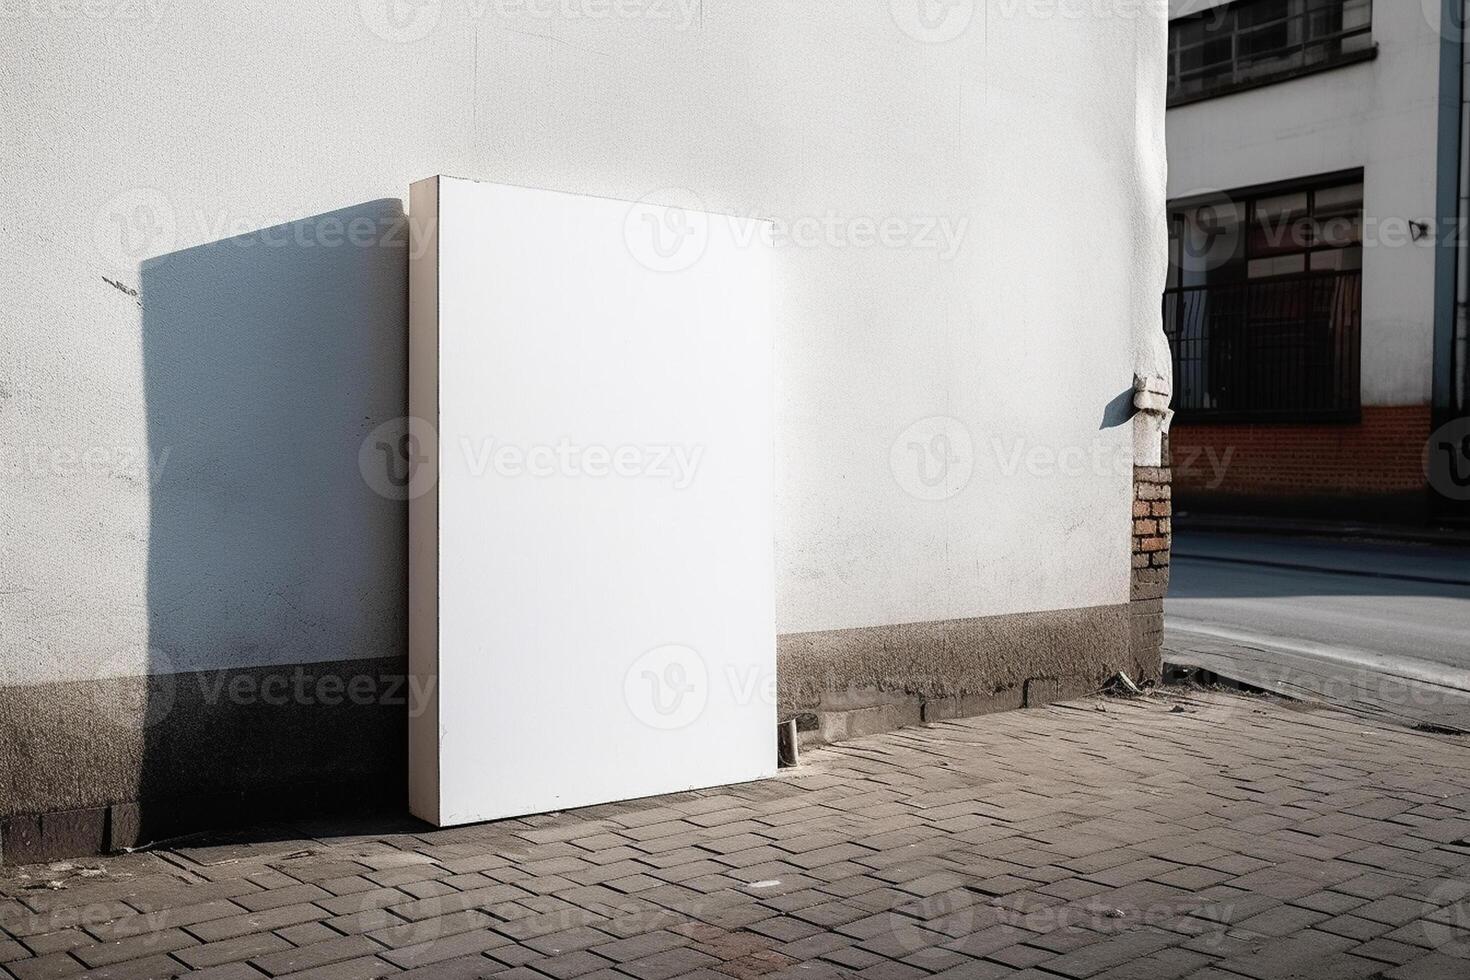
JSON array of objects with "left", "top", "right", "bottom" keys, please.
[
  {"left": 1, "top": 4, "right": 1170, "bottom": 861},
  {"left": 1165, "top": 0, "right": 1468, "bottom": 521}
]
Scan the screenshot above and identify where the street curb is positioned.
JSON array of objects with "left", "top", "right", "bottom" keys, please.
[{"left": 1176, "top": 514, "right": 1470, "bottom": 548}]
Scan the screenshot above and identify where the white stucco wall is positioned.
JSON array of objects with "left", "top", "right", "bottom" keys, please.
[
  {"left": 1166, "top": 0, "right": 1443, "bottom": 405},
  {"left": 1, "top": 2, "right": 1167, "bottom": 685}
]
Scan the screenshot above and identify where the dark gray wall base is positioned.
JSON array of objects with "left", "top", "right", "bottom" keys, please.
[
  {"left": 777, "top": 603, "right": 1140, "bottom": 748},
  {"left": 5, "top": 599, "right": 1149, "bottom": 863},
  {"left": 1, "top": 655, "right": 407, "bottom": 864}
]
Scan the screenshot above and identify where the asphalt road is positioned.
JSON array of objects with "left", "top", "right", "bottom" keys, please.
[{"left": 1165, "top": 529, "right": 1470, "bottom": 731}]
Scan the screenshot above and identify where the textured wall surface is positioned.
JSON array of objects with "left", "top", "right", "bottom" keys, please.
[
  {"left": 3, "top": 3, "right": 1167, "bottom": 684},
  {"left": 0, "top": 4, "right": 1168, "bottom": 849}
]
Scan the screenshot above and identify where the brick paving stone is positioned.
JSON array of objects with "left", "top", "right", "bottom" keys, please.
[
  {"left": 5, "top": 693, "right": 1470, "bottom": 980},
  {"left": 1317, "top": 913, "right": 1395, "bottom": 942},
  {"left": 520, "top": 926, "right": 613, "bottom": 956},
  {"left": 1385, "top": 951, "right": 1470, "bottom": 979},
  {"left": 988, "top": 941, "right": 1053, "bottom": 968},
  {"left": 183, "top": 963, "right": 272, "bottom": 980},
  {"left": 1352, "top": 894, "right": 1428, "bottom": 926},
  {"left": 325, "top": 909, "right": 405, "bottom": 936},
  {"left": 518, "top": 949, "right": 613, "bottom": 979},
  {"left": 71, "top": 927, "right": 197, "bottom": 968},
  {"left": 176, "top": 932, "right": 294, "bottom": 969},
  {"left": 394, "top": 953, "right": 502, "bottom": 979},
  {"left": 1352, "top": 936, "right": 1429, "bottom": 966},
  {"left": 82, "top": 951, "right": 189, "bottom": 980},
  {"left": 586, "top": 930, "right": 688, "bottom": 963},
  {"left": 235, "top": 884, "right": 334, "bottom": 913},
  {"left": 1231, "top": 904, "right": 1329, "bottom": 937},
  {"left": 188, "top": 905, "right": 329, "bottom": 943},
  {"left": 849, "top": 961, "right": 925, "bottom": 980},
  {"left": 1215, "top": 928, "right": 1359, "bottom": 979},
  {"left": 1041, "top": 928, "right": 1178, "bottom": 978},
  {"left": 1149, "top": 866, "right": 1234, "bottom": 892},
  {"left": 272, "top": 954, "right": 397, "bottom": 980},
  {"left": 745, "top": 916, "right": 823, "bottom": 944},
  {"left": 1331, "top": 871, "right": 1418, "bottom": 900},
  {"left": 6, "top": 952, "right": 83, "bottom": 980},
  {"left": 277, "top": 923, "right": 342, "bottom": 948},
  {"left": 484, "top": 944, "right": 541, "bottom": 969},
  {"left": 818, "top": 945, "right": 884, "bottom": 970},
  {"left": 369, "top": 910, "right": 496, "bottom": 949},
  {"left": 1290, "top": 890, "right": 1366, "bottom": 916},
  {"left": 1092, "top": 945, "right": 1215, "bottom": 979},
  {"left": 616, "top": 945, "right": 720, "bottom": 980},
  {"left": 378, "top": 925, "right": 509, "bottom": 970},
  {"left": 393, "top": 885, "right": 528, "bottom": 922},
  {"left": 17, "top": 931, "right": 87, "bottom": 957},
  {"left": 250, "top": 935, "right": 383, "bottom": 976},
  {"left": 928, "top": 961, "right": 1014, "bottom": 980}
]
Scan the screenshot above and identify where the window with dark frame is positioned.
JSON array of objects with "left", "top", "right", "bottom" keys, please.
[
  {"left": 1163, "top": 174, "right": 1363, "bottom": 421},
  {"left": 1168, "top": 0, "right": 1373, "bottom": 105}
]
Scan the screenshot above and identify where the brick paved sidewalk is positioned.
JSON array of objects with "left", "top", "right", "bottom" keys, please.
[{"left": 4, "top": 690, "right": 1470, "bottom": 980}]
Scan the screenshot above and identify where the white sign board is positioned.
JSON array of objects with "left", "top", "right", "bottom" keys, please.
[{"left": 408, "top": 177, "right": 776, "bottom": 826}]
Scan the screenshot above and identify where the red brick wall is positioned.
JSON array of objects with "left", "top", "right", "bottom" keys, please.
[
  {"left": 1170, "top": 405, "right": 1432, "bottom": 498},
  {"left": 1130, "top": 458, "right": 1170, "bottom": 680}
]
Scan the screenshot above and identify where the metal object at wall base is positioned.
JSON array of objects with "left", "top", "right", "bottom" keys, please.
[{"left": 777, "top": 718, "right": 799, "bottom": 768}]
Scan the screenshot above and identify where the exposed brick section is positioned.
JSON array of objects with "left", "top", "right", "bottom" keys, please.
[
  {"left": 1171, "top": 404, "right": 1432, "bottom": 500},
  {"left": 1129, "top": 447, "right": 1170, "bottom": 681},
  {"left": 2, "top": 692, "right": 1468, "bottom": 980}
]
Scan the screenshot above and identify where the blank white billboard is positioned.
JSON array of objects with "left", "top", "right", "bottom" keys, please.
[{"left": 408, "top": 176, "right": 777, "bottom": 826}]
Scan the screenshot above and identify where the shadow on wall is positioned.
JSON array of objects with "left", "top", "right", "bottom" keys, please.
[
  {"left": 1099, "top": 386, "right": 1136, "bottom": 430},
  {"left": 137, "top": 201, "right": 411, "bottom": 841}
]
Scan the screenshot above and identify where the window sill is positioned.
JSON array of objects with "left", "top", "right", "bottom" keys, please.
[{"left": 1167, "top": 45, "right": 1378, "bottom": 110}]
